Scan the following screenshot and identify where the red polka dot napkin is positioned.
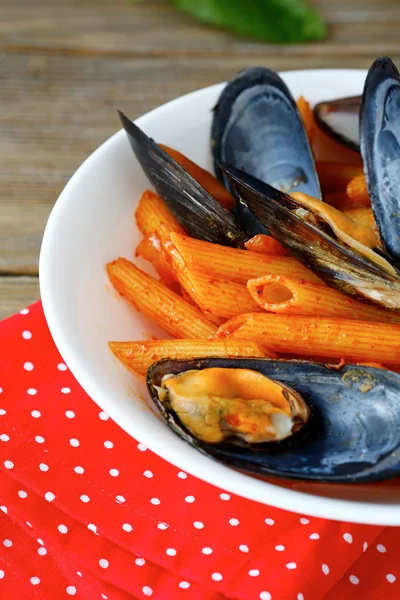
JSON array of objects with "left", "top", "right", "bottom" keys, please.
[{"left": 0, "top": 302, "right": 399, "bottom": 599}]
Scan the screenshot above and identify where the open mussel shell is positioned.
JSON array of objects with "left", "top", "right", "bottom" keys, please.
[
  {"left": 220, "top": 163, "right": 400, "bottom": 309},
  {"left": 314, "top": 96, "right": 361, "bottom": 151},
  {"left": 211, "top": 67, "right": 321, "bottom": 235},
  {"left": 360, "top": 56, "right": 400, "bottom": 264},
  {"left": 118, "top": 111, "right": 247, "bottom": 247},
  {"left": 147, "top": 358, "right": 400, "bottom": 483}
]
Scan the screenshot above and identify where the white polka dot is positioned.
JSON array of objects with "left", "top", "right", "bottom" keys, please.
[
  {"left": 275, "top": 545, "right": 285, "bottom": 552},
  {"left": 24, "top": 362, "right": 34, "bottom": 371},
  {"left": 135, "top": 558, "right": 146, "bottom": 566},
  {"left": 297, "top": 594, "right": 304, "bottom": 600},
  {"left": 37, "top": 538, "right": 44, "bottom": 546},
  {"left": 363, "top": 541, "right": 368, "bottom": 552},
  {"left": 185, "top": 495, "right": 195, "bottom": 503},
  {"left": 101, "top": 596, "right": 107, "bottom": 600},
  {"left": 300, "top": 518, "right": 309, "bottom": 524},
  {"left": 193, "top": 521, "right": 204, "bottom": 529},
  {"left": 229, "top": 518, "right": 239, "bottom": 526},
  {"left": 343, "top": 533, "right": 353, "bottom": 544},
  {"left": 18, "top": 490, "right": 27, "bottom": 499},
  {"left": 109, "top": 468, "right": 119, "bottom": 477},
  {"left": 65, "top": 411, "right": 75, "bottom": 419},
  {"left": 87, "top": 524, "right": 97, "bottom": 534},
  {"left": 239, "top": 544, "right": 249, "bottom": 553},
  {"left": 286, "top": 563, "right": 297, "bottom": 570},
  {"left": 99, "top": 558, "right": 109, "bottom": 569},
  {"left": 104, "top": 441, "right": 113, "bottom": 449},
  {"left": 116, "top": 495, "right": 125, "bottom": 503},
  {"left": 142, "top": 586, "right": 153, "bottom": 596},
  {"left": 310, "top": 533, "right": 320, "bottom": 540},
  {"left": 61, "top": 387, "right": 71, "bottom": 394},
  {"left": 179, "top": 582, "right": 190, "bottom": 589},
  {"left": 377, "top": 544, "right": 386, "bottom": 553},
  {"left": 0, "top": 506, "right": 7, "bottom": 514},
  {"left": 45, "top": 492, "right": 55, "bottom": 502},
  {"left": 265, "top": 518, "right": 274, "bottom": 526},
  {"left": 150, "top": 497, "right": 160, "bottom": 505},
  {"left": 26, "top": 521, "right": 32, "bottom": 527},
  {"left": 99, "top": 411, "right": 109, "bottom": 421},
  {"left": 122, "top": 523, "right": 133, "bottom": 532},
  {"left": 77, "top": 572, "right": 82, "bottom": 578},
  {"left": 249, "top": 569, "right": 260, "bottom": 577},
  {"left": 137, "top": 443, "right": 147, "bottom": 451},
  {"left": 27, "top": 388, "right": 37, "bottom": 396},
  {"left": 3, "top": 539, "right": 12, "bottom": 547},
  {"left": 35, "top": 436, "right": 45, "bottom": 444},
  {"left": 322, "top": 564, "right": 330, "bottom": 575},
  {"left": 66, "top": 586, "right": 76, "bottom": 595},
  {"left": 38, "top": 547, "right": 47, "bottom": 556},
  {"left": 58, "top": 524, "right": 68, "bottom": 534},
  {"left": 22, "top": 330, "right": 32, "bottom": 340},
  {"left": 0, "top": 434, "right": 9, "bottom": 442},
  {"left": 57, "top": 362, "right": 67, "bottom": 371},
  {"left": 143, "top": 470, "right": 153, "bottom": 478},
  {"left": 220, "top": 493, "right": 230, "bottom": 500},
  {"left": 69, "top": 438, "right": 80, "bottom": 447},
  {"left": 202, "top": 547, "right": 213, "bottom": 555},
  {"left": 0, "top": 570, "right": 4, "bottom": 579},
  {"left": 39, "top": 463, "right": 49, "bottom": 472},
  {"left": 349, "top": 575, "right": 359, "bottom": 585},
  {"left": 166, "top": 548, "right": 177, "bottom": 556},
  {"left": 74, "top": 466, "right": 84, "bottom": 474},
  {"left": 260, "top": 593, "right": 272, "bottom": 600},
  {"left": 4, "top": 460, "right": 13, "bottom": 469},
  {"left": 157, "top": 522, "right": 169, "bottom": 530},
  {"left": 386, "top": 574, "right": 396, "bottom": 583},
  {"left": 20, "top": 308, "right": 29, "bottom": 315},
  {"left": 80, "top": 494, "right": 90, "bottom": 503},
  {"left": 212, "top": 573, "right": 223, "bottom": 581},
  {"left": 31, "top": 410, "right": 41, "bottom": 418},
  {"left": 178, "top": 471, "right": 187, "bottom": 479},
  {"left": 30, "top": 577, "right": 40, "bottom": 585},
  {"left": 0, "top": 409, "right": 5, "bottom": 415}
]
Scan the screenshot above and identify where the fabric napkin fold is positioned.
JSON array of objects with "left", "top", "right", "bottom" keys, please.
[{"left": 0, "top": 301, "right": 398, "bottom": 599}]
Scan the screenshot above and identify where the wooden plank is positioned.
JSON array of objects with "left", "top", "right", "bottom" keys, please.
[
  {"left": 0, "top": 277, "right": 40, "bottom": 320},
  {"left": 1, "top": 0, "right": 400, "bottom": 56}
]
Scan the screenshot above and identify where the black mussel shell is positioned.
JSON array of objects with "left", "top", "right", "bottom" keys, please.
[
  {"left": 360, "top": 56, "right": 400, "bottom": 264},
  {"left": 147, "top": 358, "right": 400, "bottom": 483},
  {"left": 220, "top": 163, "right": 400, "bottom": 309},
  {"left": 314, "top": 96, "right": 361, "bottom": 151},
  {"left": 211, "top": 67, "right": 321, "bottom": 236},
  {"left": 118, "top": 111, "right": 247, "bottom": 247}
]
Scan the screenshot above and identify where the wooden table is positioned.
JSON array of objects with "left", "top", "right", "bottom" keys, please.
[{"left": 1, "top": 0, "right": 400, "bottom": 319}]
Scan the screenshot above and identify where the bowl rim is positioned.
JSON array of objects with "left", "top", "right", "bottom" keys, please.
[{"left": 40, "top": 68, "right": 400, "bottom": 526}]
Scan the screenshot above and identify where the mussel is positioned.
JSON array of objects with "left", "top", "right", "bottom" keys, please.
[
  {"left": 314, "top": 96, "right": 361, "bottom": 151},
  {"left": 147, "top": 358, "right": 400, "bottom": 483}
]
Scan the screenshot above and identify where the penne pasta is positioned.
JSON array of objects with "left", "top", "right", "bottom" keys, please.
[
  {"left": 159, "top": 145, "right": 235, "bottom": 210},
  {"left": 136, "top": 232, "right": 177, "bottom": 285},
  {"left": 109, "top": 339, "right": 275, "bottom": 376},
  {"left": 346, "top": 173, "right": 370, "bottom": 206},
  {"left": 217, "top": 313, "right": 400, "bottom": 364},
  {"left": 107, "top": 257, "right": 216, "bottom": 339},
  {"left": 316, "top": 161, "right": 363, "bottom": 193},
  {"left": 135, "top": 190, "right": 186, "bottom": 236},
  {"left": 296, "top": 96, "right": 315, "bottom": 143},
  {"left": 244, "top": 235, "right": 289, "bottom": 256},
  {"left": 247, "top": 275, "right": 400, "bottom": 324},
  {"left": 169, "top": 232, "right": 322, "bottom": 285},
  {"left": 179, "top": 285, "right": 225, "bottom": 326}
]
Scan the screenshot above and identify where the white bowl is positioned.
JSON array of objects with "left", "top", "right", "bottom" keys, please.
[{"left": 40, "top": 68, "right": 400, "bottom": 526}]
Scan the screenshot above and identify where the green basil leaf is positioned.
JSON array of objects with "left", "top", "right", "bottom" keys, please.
[{"left": 172, "top": 0, "right": 326, "bottom": 43}]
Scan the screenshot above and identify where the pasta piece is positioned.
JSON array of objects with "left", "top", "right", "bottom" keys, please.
[
  {"left": 136, "top": 232, "right": 177, "bottom": 285},
  {"left": 109, "top": 339, "right": 275, "bottom": 376},
  {"left": 159, "top": 144, "right": 235, "bottom": 210},
  {"left": 179, "top": 285, "right": 225, "bottom": 326},
  {"left": 169, "top": 232, "right": 322, "bottom": 284},
  {"left": 312, "top": 121, "right": 363, "bottom": 164},
  {"left": 346, "top": 173, "right": 370, "bottom": 205},
  {"left": 107, "top": 257, "right": 216, "bottom": 339},
  {"left": 244, "top": 235, "right": 289, "bottom": 256},
  {"left": 296, "top": 96, "right": 315, "bottom": 143},
  {"left": 247, "top": 275, "right": 400, "bottom": 324},
  {"left": 135, "top": 190, "right": 186, "bottom": 236},
  {"left": 316, "top": 161, "right": 363, "bottom": 193},
  {"left": 217, "top": 313, "right": 400, "bottom": 364}
]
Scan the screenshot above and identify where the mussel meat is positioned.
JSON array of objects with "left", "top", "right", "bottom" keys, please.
[
  {"left": 314, "top": 95, "right": 361, "bottom": 151},
  {"left": 147, "top": 358, "right": 400, "bottom": 483}
]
